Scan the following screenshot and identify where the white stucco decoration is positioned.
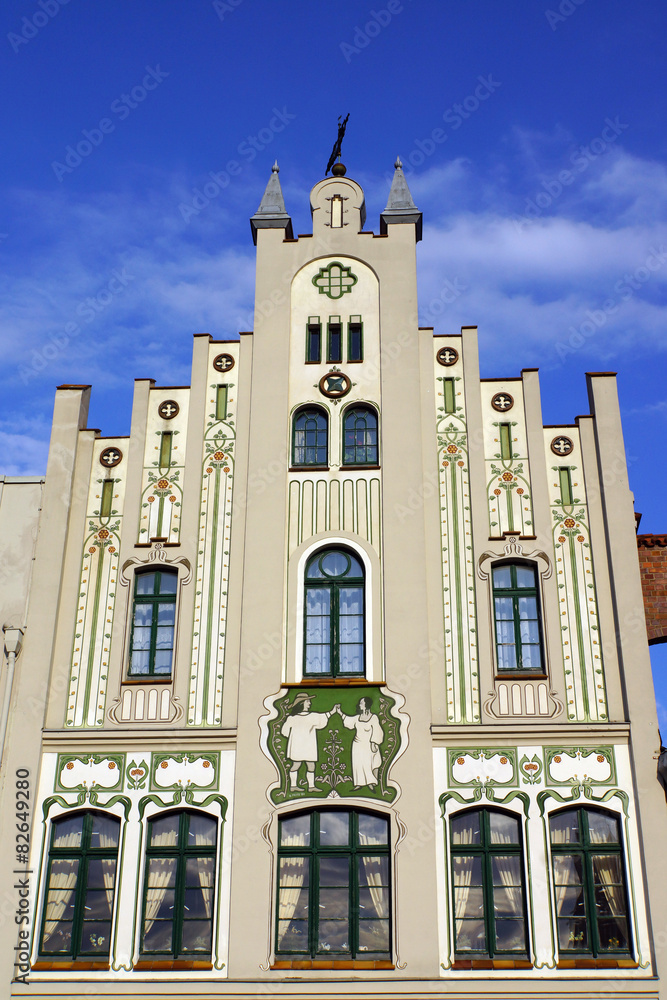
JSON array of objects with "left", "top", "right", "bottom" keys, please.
[
  {"left": 451, "top": 751, "right": 514, "bottom": 785},
  {"left": 548, "top": 749, "right": 612, "bottom": 784},
  {"left": 59, "top": 755, "right": 121, "bottom": 789},
  {"left": 153, "top": 754, "right": 216, "bottom": 788}
]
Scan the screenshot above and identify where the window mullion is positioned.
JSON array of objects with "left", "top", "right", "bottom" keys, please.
[
  {"left": 332, "top": 584, "right": 339, "bottom": 677},
  {"left": 513, "top": 593, "right": 522, "bottom": 668},
  {"left": 149, "top": 595, "right": 160, "bottom": 675}
]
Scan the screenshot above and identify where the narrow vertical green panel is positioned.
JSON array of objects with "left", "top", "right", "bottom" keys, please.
[
  {"left": 101, "top": 480, "right": 113, "bottom": 518},
  {"left": 559, "top": 467, "right": 573, "bottom": 506},
  {"left": 216, "top": 385, "right": 228, "bottom": 421},
  {"left": 443, "top": 379, "right": 455, "bottom": 413},
  {"left": 499, "top": 424, "right": 512, "bottom": 460},
  {"left": 159, "top": 432, "right": 173, "bottom": 468}
]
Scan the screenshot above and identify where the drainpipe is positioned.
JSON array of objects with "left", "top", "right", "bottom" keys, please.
[{"left": 0, "top": 626, "right": 24, "bottom": 766}]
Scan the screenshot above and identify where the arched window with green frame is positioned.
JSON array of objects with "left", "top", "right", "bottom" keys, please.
[
  {"left": 343, "top": 406, "right": 378, "bottom": 466},
  {"left": 39, "top": 811, "right": 121, "bottom": 959},
  {"left": 450, "top": 808, "right": 528, "bottom": 957},
  {"left": 549, "top": 807, "right": 631, "bottom": 957},
  {"left": 304, "top": 548, "right": 364, "bottom": 677},
  {"left": 276, "top": 808, "right": 390, "bottom": 960},
  {"left": 292, "top": 408, "right": 328, "bottom": 467},
  {"left": 491, "top": 562, "right": 544, "bottom": 673}
]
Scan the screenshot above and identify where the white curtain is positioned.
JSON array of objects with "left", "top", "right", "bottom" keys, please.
[
  {"left": 97, "top": 818, "right": 119, "bottom": 912},
  {"left": 277, "top": 828, "right": 308, "bottom": 947},
  {"left": 451, "top": 819, "right": 475, "bottom": 939},
  {"left": 142, "top": 825, "right": 179, "bottom": 938}
]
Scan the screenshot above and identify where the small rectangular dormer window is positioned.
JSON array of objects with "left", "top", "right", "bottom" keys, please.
[
  {"left": 306, "top": 317, "right": 321, "bottom": 364},
  {"left": 348, "top": 316, "right": 363, "bottom": 363},
  {"left": 327, "top": 317, "right": 342, "bottom": 363},
  {"left": 331, "top": 194, "right": 344, "bottom": 228}
]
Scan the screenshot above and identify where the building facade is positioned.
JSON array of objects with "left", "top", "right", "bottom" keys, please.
[{"left": 1, "top": 160, "right": 666, "bottom": 998}]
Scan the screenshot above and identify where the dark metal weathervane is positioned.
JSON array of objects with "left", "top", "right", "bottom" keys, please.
[{"left": 325, "top": 114, "right": 350, "bottom": 175}]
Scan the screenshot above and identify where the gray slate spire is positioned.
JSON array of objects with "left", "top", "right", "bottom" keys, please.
[
  {"left": 250, "top": 161, "right": 294, "bottom": 244},
  {"left": 380, "top": 157, "right": 422, "bottom": 242}
]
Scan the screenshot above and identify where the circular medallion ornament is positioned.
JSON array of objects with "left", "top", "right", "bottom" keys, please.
[
  {"left": 551, "top": 435, "right": 574, "bottom": 456},
  {"left": 319, "top": 371, "right": 351, "bottom": 399},
  {"left": 491, "top": 392, "right": 514, "bottom": 413},
  {"left": 100, "top": 447, "right": 122, "bottom": 468},
  {"left": 213, "top": 353, "right": 235, "bottom": 373},
  {"left": 436, "top": 346, "right": 459, "bottom": 367},
  {"left": 158, "top": 399, "right": 179, "bottom": 420}
]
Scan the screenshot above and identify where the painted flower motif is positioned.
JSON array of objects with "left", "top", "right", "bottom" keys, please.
[
  {"left": 516, "top": 488, "right": 524, "bottom": 494},
  {"left": 169, "top": 496, "right": 177, "bottom": 502},
  {"left": 202, "top": 760, "right": 211, "bottom": 768},
  {"left": 108, "top": 546, "right": 115, "bottom": 553},
  {"left": 223, "top": 467, "right": 230, "bottom": 473},
  {"left": 502, "top": 472, "right": 513, "bottom": 481},
  {"left": 206, "top": 467, "right": 213, "bottom": 473},
  {"left": 500, "top": 756, "right": 508, "bottom": 765},
  {"left": 456, "top": 757, "right": 465, "bottom": 765},
  {"left": 553, "top": 755, "right": 562, "bottom": 763},
  {"left": 564, "top": 518, "right": 576, "bottom": 528},
  {"left": 157, "top": 478, "right": 169, "bottom": 489},
  {"left": 457, "top": 461, "right": 464, "bottom": 467},
  {"left": 442, "top": 461, "right": 449, "bottom": 467},
  {"left": 558, "top": 536, "right": 566, "bottom": 543},
  {"left": 147, "top": 496, "right": 155, "bottom": 502},
  {"left": 577, "top": 535, "right": 585, "bottom": 542},
  {"left": 108, "top": 762, "right": 116, "bottom": 769},
  {"left": 88, "top": 547, "right": 97, "bottom": 553},
  {"left": 66, "top": 762, "right": 74, "bottom": 770},
  {"left": 524, "top": 763, "right": 538, "bottom": 772},
  {"left": 597, "top": 755, "right": 605, "bottom": 763},
  {"left": 130, "top": 768, "right": 144, "bottom": 777},
  {"left": 494, "top": 488, "right": 502, "bottom": 495},
  {"left": 98, "top": 529, "right": 109, "bottom": 539},
  {"left": 214, "top": 451, "right": 225, "bottom": 460},
  {"left": 160, "top": 761, "right": 169, "bottom": 769},
  {"left": 447, "top": 444, "right": 458, "bottom": 454}
]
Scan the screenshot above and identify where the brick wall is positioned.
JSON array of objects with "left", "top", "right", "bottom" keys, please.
[{"left": 637, "top": 534, "right": 667, "bottom": 644}]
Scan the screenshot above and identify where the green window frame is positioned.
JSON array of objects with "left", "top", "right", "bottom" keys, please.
[
  {"left": 327, "top": 316, "right": 342, "bottom": 363},
  {"left": 347, "top": 316, "right": 363, "bottom": 362},
  {"left": 304, "top": 548, "right": 364, "bottom": 677},
  {"left": 343, "top": 406, "right": 378, "bottom": 466},
  {"left": 558, "top": 467, "right": 573, "bottom": 506},
  {"left": 128, "top": 569, "right": 178, "bottom": 677},
  {"left": 292, "top": 408, "right": 328, "bottom": 467},
  {"left": 550, "top": 807, "right": 631, "bottom": 957},
  {"left": 492, "top": 562, "right": 544, "bottom": 673},
  {"left": 306, "top": 317, "right": 322, "bottom": 364},
  {"left": 159, "top": 431, "right": 173, "bottom": 469},
  {"left": 215, "top": 385, "right": 229, "bottom": 421},
  {"left": 39, "top": 811, "right": 120, "bottom": 959},
  {"left": 141, "top": 810, "right": 217, "bottom": 958},
  {"left": 100, "top": 479, "right": 114, "bottom": 518},
  {"left": 443, "top": 378, "right": 456, "bottom": 414},
  {"left": 276, "top": 809, "right": 390, "bottom": 960},
  {"left": 450, "top": 808, "right": 528, "bottom": 958},
  {"left": 499, "top": 423, "right": 513, "bottom": 460}
]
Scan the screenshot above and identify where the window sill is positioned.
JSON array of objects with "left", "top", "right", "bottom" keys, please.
[
  {"left": 32, "top": 961, "right": 109, "bottom": 971},
  {"left": 289, "top": 466, "right": 330, "bottom": 473},
  {"left": 452, "top": 959, "right": 533, "bottom": 970},
  {"left": 123, "top": 675, "right": 173, "bottom": 685},
  {"left": 341, "top": 465, "right": 381, "bottom": 471},
  {"left": 495, "top": 672, "right": 548, "bottom": 680},
  {"left": 133, "top": 960, "right": 213, "bottom": 971},
  {"left": 271, "top": 959, "right": 393, "bottom": 970},
  {"left": 292, "top": 678, "right": 381, "bottom": 686},
  {"left": 556, "top": 958, "right": 637, "bottom": 969}
]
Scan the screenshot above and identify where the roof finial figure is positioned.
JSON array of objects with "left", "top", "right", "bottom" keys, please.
[{"left": 326, "top": 114, "right": 350, "bottom": 176}]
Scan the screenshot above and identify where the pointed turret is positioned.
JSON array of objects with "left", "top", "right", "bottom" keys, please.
[
  {"left": 380, "top": 157, "right": 422, "bottom": 242},
  {"left": 250, "top": 161, "right": 294, "bottom": 245}
]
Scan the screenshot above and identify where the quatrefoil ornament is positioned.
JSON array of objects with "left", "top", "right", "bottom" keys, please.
[{"left": 312, "top": 261, "right": 358, "bottom": 300}]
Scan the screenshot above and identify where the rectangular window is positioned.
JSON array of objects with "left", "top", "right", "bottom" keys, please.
[
  {"left": 129, "top": 570, "right": 178, "bottom": 677},
  {"left": 443, "top": 378, "right": 456, "bottom": 414},
  {"left": 559, "top": 467, "right": 573, "bottom": 506},
  {"left": 327, "top": 317, "right": 342, "bottom": 363},
  {"left": 331, "top": 194, "right": 344, "bottom": 228},
  {"left": 100, "top": 480, "right": 114, "bottom": 518},
  {"left": 306, "top": 317, "right": 321, "bottom": 364},
  {"left": 216, "top": 385, "right": 228, "bottom": 421},
  {"left": 348, "top": 316, "right": 363, "bottom": 362},
  {"left": 159, "top": 432, "right": 173, "bottom": 469},
  {"left": 492, "top": 563, "right": 543, "bottom": 673},
  {"left": 499, "top": 423, "right": 512, "bottom": 461}
]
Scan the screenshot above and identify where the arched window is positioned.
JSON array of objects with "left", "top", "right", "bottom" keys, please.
[
  {"left": 140, "top": 811, "right": 217, "bottom": 957},
  {"left": 550, "top": 807, "right": 631, "bottom": 956},
  {"left": 292, "top": 408, "right": 328, "bottom": 467},
  {"left": 450, "top": 808, "right": 528, "bottom": 957},
  {"left": 39, "top": 811, "right": 121, "bottom": 959},
  {"left": 343, "top": 406, "right": 378, "bottom": 466},
  {"left": 491, "top": 562, "right": 543, "bottom": 672},
  {"left": 304, "top": 548, "right": 364, "bottom": 677},
  {"left": 128, "top": 569, "right": 178, "bottom": 676},
  {"left": 276, "top": 808, "right": 390, "bottom": 960}
]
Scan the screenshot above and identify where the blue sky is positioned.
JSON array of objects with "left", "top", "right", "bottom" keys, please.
[{"left": 2, "top": 0, "right": 666, "bottom": 724}]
